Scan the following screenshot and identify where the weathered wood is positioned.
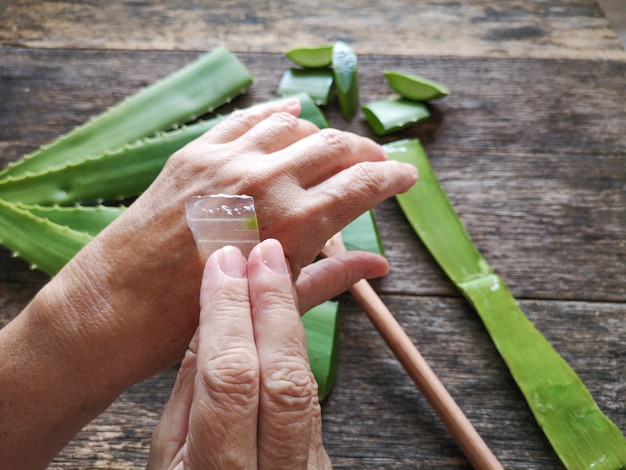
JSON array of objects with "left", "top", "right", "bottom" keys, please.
[
  {"left": 50, "top": 296, "right": 625, "bottom": 469},
  {"left": 0, "top": 0, "right": 624, "bottom": 60}
]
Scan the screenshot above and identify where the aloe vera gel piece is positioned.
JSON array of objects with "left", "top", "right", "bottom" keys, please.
[
  {"left": 185, "top": 194, "right": 260, "bottom": 260},
  {"left": 332, "top": 41, "right": 360, "bottom": 119},
  {"left": 278, "top": 68, "right": 335, "bottom": 106},
  {"left": 386, "top": 139, "right": 626, "bottom": 469}
]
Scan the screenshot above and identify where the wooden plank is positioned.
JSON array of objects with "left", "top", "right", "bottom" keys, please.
[
  {"left": 1, "top": 48, "right": 624, "bottom": 301},
  {"left": 0, "top": 0, "right": 624, "bottom": 60},
  {"left": 50, "top": 296, "right": 625, "bottom": 469}
]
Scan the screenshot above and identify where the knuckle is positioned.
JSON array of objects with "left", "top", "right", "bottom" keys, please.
[
  {"left": 318, "top": 128, "right": 351, "bottom": 158},
  {"left": 263, "top": 364, "right": 315, "bottom": 410},
  {"left": 200, "top": 349, "right": 259, "bottom": 404},
  {"left": 351, "top": 161, "right": 386, "bottom": 194}
]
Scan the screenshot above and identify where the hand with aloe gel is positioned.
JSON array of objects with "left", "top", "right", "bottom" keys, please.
[
  {"left": 148, "top": 240, "right": 331, "bottom": 469},
  {"left": 0, "top": 99, "right": 417, "bottom": 468}
]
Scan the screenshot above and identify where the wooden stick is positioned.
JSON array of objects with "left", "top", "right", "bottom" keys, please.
[{"left": 322, "top": 234, "right": 502, "bottom": 470}]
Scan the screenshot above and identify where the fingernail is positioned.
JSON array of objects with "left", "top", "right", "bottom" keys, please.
[
  {"left": 260, "top": 239, "right": 290, "bottom": 276},
  {"left": 218, "top": 246, "right": 246, "bottom": 278},
  {"left": 403, "top": 162, "right": 418, "bottom": 180}
]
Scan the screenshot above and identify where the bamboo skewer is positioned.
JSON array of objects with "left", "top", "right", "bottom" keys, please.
[{"left": 322, "top": 232, "right": 503, "bottom": 470}]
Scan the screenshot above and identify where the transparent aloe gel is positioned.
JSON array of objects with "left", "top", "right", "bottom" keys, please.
[{"left": 185, "top": 194, "right": 260, "bottom": 260}]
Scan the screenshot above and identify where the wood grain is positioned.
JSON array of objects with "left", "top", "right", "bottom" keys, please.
[{"left": 1, "top": 0, "right": 624, "bottom": 60}]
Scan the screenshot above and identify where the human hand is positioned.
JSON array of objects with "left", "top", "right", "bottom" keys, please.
[{"left": 148, "top": 239, "right": 331, "bottom": 469}]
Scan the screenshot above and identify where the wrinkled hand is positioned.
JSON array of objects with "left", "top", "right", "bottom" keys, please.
[{"left": 148, "top": 240, "right": 331, "bottom": 469}]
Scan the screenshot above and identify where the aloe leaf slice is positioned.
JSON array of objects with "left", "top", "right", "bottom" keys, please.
[
  {"left": 302, "top": 300, "right": 340, "bottom": 400},
  {"left": 0, "top": 46, "right": 254, "bottom": 180},
  {"left": 286, "top": 45, "right": 334, "bottom": 68},
  {"left": 342, "top": 210, "right": 385, "bottom": 256},
  {"left": 332, "top": 41, "right": 360, "bottom": 119},
  {"left": 278, "top": 68, "right": 335, "bottom": 106},
  {"left": 384, "top": 71, "right": 450, "bottom": 101},
  {"left": 362, "top": 99, "right": 431, "bottom": 136},
  {"left": 0, "top": 200, "right": 91, "bottom": 275},
  {"left": 0, "top": 94, "right": 327, "bottom": 206},
  {"left": 386, "top": 138, "right": 626, "bottom": 470},
  {"left": 15, "top": 203, "right": 125, "bottom": 236}
]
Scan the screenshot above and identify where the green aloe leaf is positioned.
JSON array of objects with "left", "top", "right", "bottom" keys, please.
[
  {"left": 15, "top": 203, "right": 125, "bottom": 236},
  {"left": 286, "top": 45, "right": 334, "bottom": 68},
  {"left": 0, "top": 94, "right": 327, "bottom": 206},
  {"left": 0, "top": 200, "right": 92, "bottom": 275},
  {"left": 386, "top": 138, "right": 626, "bottom": 470},
  {"left": 278, "top": 68, "right": 335, "bottom": 106},
  {"left": 302, "top": 300, "right": 340, "bottom": 400},
  {"left": 342, "top": 210, "right": 385, "bottom": 256},
  {"left": 384, "top": 71, "right": 450, "bottom": 101},
  {"left": 0, "top": 46, "right": 253, "bottom": 180},
  {"left": 362, "top": 99, "right": 431, "bottom": 136},
  {"left": 332, "top": 41, "right": 360, "bottom": 119}
]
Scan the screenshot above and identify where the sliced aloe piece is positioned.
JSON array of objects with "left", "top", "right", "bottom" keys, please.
[
  {"left": 0, "top": 94, "right": 328, "bottom": 206},
  {"left": 302, "top": 300, "right": 340, "bottom": 400},
  {"left": 0, "top": 46, "right": 253, "bottom": 180},
  {"left": 278, "top": 68, "right": 335, "bottom": 106},
  {"left": 332, "top": 41, "right": 360, "bottom": 119},
  {"left": 384, "top": 71, "right": 450, "bottom": 101},
  {"left": 286, "top": 45, "right": 334, "bottom": 68},
  {"left": 386, "top": 139, "right": 626, "bottom": 470},
  {"left": 15, "top": 203, "right": 125, "bottom": 236},
  {"left": 362, "top": 98, "right": 431, "bottom": 136},
  {"left": 342, "top": 210, "right": 385, "bottom": 256},
  {"left": 0, "top": 200, "right": 92, "bottom": 275}
]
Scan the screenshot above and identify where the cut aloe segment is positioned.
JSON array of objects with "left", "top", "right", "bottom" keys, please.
[
  {"left": 384, "top": 71, "right": 450, "bottom": 101},
  {"left": 0, "top": 46, "right": 253, "bottom": 180},
  {"left": 342, "top": 210, "right": 385, "bottom": 256},
  {"left": 302, "top": 300, "right": 340, "bottom": 400},
  {"left": 332, "top": 41, "right": 360, "bottom": 119},
  {"left": 362, "top": 99, "right": 431, "bottom": 136},
  {"left": 278, "top": 68, "right": 335, "bottom": 106},
  {"left": 286, "top": 45, "right": 334, "bottom": 68},
  {"left": 386, "top": 138, "right": 626, "bottom": 470}
]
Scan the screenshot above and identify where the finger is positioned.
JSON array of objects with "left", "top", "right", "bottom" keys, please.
[
  {"left": 247, "top": 239, "right": 314, "bottom": 470},
  {"left": 274, "top": 128, "right": 388, "bottom": 189},
  {"left": 295, "top": 250, "right": 389, "bottom": 314},
  {"left": 199, "top": 98, "right": 302, "bottom": 145},
  {"left": 305, "top": 385, "right": 333, "bottom": 470},
  {"left": 233, "top": 111, "right": 320, "bottom": 155},
  {"left": 305, "top": 160, "right": 417, "bottom": 240},
  {"left": 185, "top": 246, "right": 259, "bottom": 469},
  {"left": 147, "top": 346, "right": 197, "bottom": 469}
]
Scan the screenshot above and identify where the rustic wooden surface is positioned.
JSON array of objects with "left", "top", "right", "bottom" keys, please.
[{"left": 0, "top": 1, "right": 624, "bottom": 468}]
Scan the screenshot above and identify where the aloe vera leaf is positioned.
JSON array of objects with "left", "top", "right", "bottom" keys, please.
[
  {"left": 302, "top": 300, "right": 340, "bottom": 400},
  {"left": 0, "top": 46, "right": 253, "bottom": 180},
  {"left": 385, "top": 138, "right": 626, "bottom": 469},
  {"left": 15, "top": 203, "right": 125, "bottom": 236},
  {"left": 342, "top": 210, "right": 385, "bottom": 256},
  {"left": 278, "top": 68, "right": 335, "bottom": 106},
  {"left": 0, "top": 95, "right": 328, "bottom": 206},
  {"left": 286, "top": 45, "right": 334, "bottom": 68},
  {"left": 332, "top": 41, "right": 360, "bottom": 119},
  {"left": 362, "top": 99, "right": 431, "bottom": 136},
  {"left": 384, "top": 71, "right": 450, "bottom": 101},
  {"left": 0, "top": 119, "right": 220, "bottom": 205},
  {"left": 0, "top": 200, "right": 91, "bottom": 275}
]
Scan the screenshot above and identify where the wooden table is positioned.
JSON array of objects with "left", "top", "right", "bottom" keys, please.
[{"left": 1, "top": 1, "right": 624, "bottom": 468}]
